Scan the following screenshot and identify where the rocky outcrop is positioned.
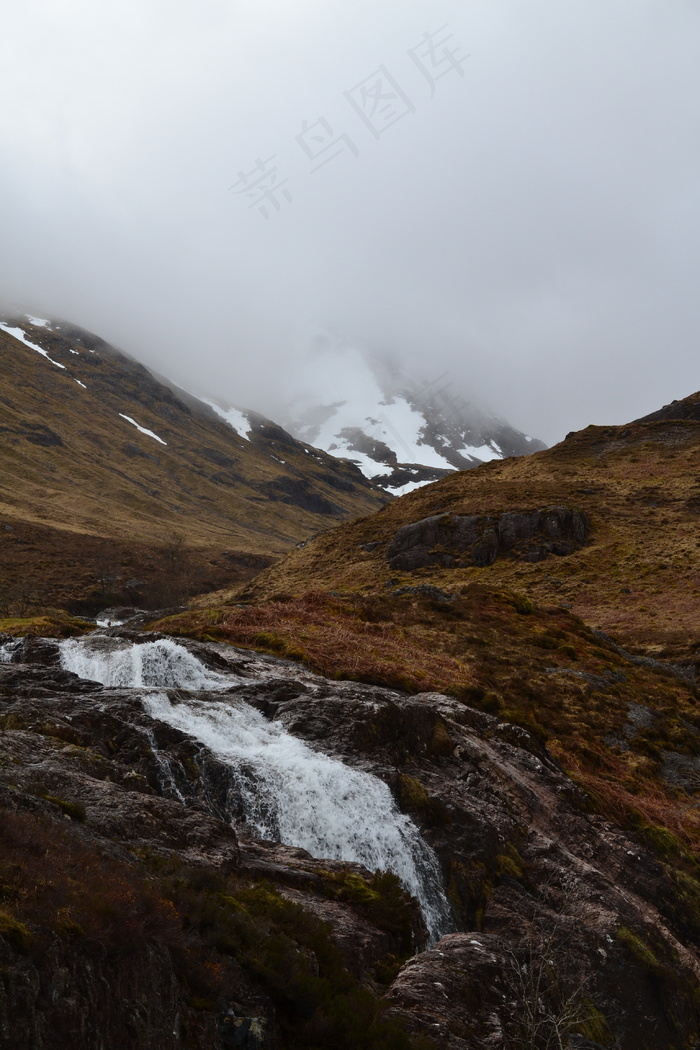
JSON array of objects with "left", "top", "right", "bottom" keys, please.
[
  {"left": 387, "top": 506, "right": 589, "bottom": 571},
  {"left": 633, "top": 391, "right": 700, "bottom": 424},
  {"left": 0, "top": 633, "right": 698, "bottom": 1049}
]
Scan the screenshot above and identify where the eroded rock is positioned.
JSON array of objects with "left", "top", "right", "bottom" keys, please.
[{"left": 387, "top": 506, "right": 589, "bottom": 571}]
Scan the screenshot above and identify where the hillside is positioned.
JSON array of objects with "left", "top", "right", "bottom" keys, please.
[
  {"left": 3, "top": 323, "right": 700, "bottom": 1047},
  {"left": 0, "top": 316, "right": 388, "bottom": 612},
  {"left": 230, "top": 400, "right": 700, "bottom": 658}
]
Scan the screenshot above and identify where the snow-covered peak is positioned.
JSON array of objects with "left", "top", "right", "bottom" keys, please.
[{"left": 278, "top": 342, "right": 545, "bottom": 495}]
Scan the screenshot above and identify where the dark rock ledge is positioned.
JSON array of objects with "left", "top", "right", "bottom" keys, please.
[{"left": 387, "top": 506, "right": 589, "bottom": 571}]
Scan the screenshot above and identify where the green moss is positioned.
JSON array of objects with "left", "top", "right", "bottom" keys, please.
[
  {"left": 0, "top": 911, "right": 33, "bottom": 952},
  {"left": 253, "top": 630, "right": 289, "bottom": 652},
  {"left": 0, "top": 614, "right": 93, "bottom": 638},
  {"left": 396, "top": 774, "right": 452, "bottom": 827},
  {"left": 43, "top": 796, "right": 87, "bottom": 823},
  {"left": 495, "top": 845, "right": 524, "bottom": 881},
  {"left": 633, "top": 820, "right": 695, "bottom": 867},
  {"left": 510, "top": 594, "right": 535, "bottom": 615},
  {"left": 182, "top": 756, "right": 200, "bottom": 781},
  {"left": 575, "top": 1000, "right": 615, "bottom": 1046},
  {"left": 616, "top": 926, "right": 659, "bottom": 970},
  {"left": 430, "top": 720, "right": 454, "bottom": 756},
  {"left": 664, "top": 869, "right": 700, "bottom": 940},
  {"left": 557, "top": 643, "right": 578, "bottom": 660},
  {"left": 315, "top": 869, "right": 417, "bottom": 954}
]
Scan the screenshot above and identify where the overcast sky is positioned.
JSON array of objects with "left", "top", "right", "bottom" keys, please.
[{"left": 2, "top": 0, "right": 699, "bottom": 444}]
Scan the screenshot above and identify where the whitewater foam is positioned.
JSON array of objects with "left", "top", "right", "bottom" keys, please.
[
  {"left": 59, "top": 636, "right": 230, "bottom": 690},
  {"left": 59, "top": 635, "right": 452, "bottom": 941}
]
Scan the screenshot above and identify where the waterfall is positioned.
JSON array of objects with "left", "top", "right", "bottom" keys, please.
[
  {"left": 60, "top": 636, "right": 231, "bottom": 689},
  {"left": 59, "top": 635, "right": 453, "bottom": 942},
  {"left": 0, "top": 641, "right": 19, "bottom": 663}
]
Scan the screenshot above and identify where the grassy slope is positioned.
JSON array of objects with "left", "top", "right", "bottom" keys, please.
[
  {"left": 0, "top": 321, "right": 387, "bottom": 608},
  {"left": 227, "top": 413, "right": 700, "bottom": 656}
]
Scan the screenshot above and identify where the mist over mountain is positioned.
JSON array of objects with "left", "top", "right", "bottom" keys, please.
[
  {"left": 257, "top": 342, "right": 546, "bottom": 494},
  {"left": 3, "top": 2, "right": 700, "bottom": 1045},
  {"left": 2, "top": 1, "right": 700, "bottom": 445}
]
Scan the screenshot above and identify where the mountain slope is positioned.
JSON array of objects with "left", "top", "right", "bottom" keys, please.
[
  {"left": 0, "top": 316, "right": 387, "bottom": 611},
  {"left": 229, "top": 395, "right": 700, "bottom": 658}
]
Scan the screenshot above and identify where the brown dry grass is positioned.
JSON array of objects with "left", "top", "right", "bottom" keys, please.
[
  {"left": 226, "top": 417, "right": 700, "bottom": 658},
  {"left": 154, "top": 585, "right": 700, "bottom": 859},
  {"left": 0, "top": 322, "right": 386, "bottom": 610}
]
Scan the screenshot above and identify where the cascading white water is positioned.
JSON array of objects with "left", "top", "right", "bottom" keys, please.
[
  {"left": 60, "top": 636, "right": 230, "bottom": 689},
  {"left": 0, "top": 641, "right": 19, "bottom": 663},
  {"left": 0, "top": 638, "right": 16, "bottom": 663},
  {"left": 144, "top": 690, "right": 452, "bottom": 941},
  {"left": 59, "top": 635, "right": 453, "bottom": 942}
]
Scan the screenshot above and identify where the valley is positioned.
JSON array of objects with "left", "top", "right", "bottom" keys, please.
[{"left": 1, "top": 320, "right": 699, "bottom": 1050}]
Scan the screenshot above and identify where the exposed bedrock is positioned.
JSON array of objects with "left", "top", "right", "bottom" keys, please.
[
  {"left": 0, "top": 635, "right": 698, "bottom": 1049},
  {"left": 386, "top": 505, "right": 589, "bottom": 571}
]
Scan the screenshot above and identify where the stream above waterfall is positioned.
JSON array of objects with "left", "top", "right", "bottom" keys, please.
[{"left": 59, "top": 633, "right": 453, "bottom": 942}]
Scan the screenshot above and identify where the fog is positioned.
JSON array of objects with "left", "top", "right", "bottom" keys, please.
[{"left": 2, "top": 0, "right": 699, "bottom": 444}]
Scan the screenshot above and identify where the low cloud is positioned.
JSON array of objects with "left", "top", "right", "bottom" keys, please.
[{"left": 2, "top": 0, "right": 699, "bottom": 444}]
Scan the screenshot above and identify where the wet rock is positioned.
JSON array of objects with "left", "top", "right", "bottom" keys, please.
[
  {"left": 220, "top": 1010, "right": 269, "bottom": 1049},
  {"left": 0, "top": 638, "right": 699, "bottom": 1049},
  {"left": 387, "top": 506, "right": 589, "bottom": 571}
]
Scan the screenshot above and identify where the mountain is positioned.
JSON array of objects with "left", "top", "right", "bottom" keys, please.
[
  {"left": 236, "top": 394, "right": 700, "bottom": 658},
  {"left": 1, "top": 381, "right": 700, "bottom": 1047},
  {"left": 136, "top": 393, "right": 700, "bottom": 1046},
  {"left": 272, "top": 348, "right": 546, "bottom": 495},
  {"left": 0, "top": 315, "right": 388, "bottom": 612}
]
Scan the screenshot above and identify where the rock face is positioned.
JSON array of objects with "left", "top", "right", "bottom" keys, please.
[
  {"left": 0, "top": 631, "right": 698, "bottom": 1049},
  {"left": 387, "top": 506, "right": 589, "bottom": 571}
]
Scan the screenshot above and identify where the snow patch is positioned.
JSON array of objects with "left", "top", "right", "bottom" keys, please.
[
  {"left": 118, "top": 413, "right": 167, "bottom": 445},
  {"left": 457, "top": 444, "right": 502, "bottom": 463},
  {"left": 0, "top": 324, "right": 66, "bottom": 370},
  {"left": 25, "top": 315, "right": 51, "bottom": 328},
  {"left": 296, "top": 388, "right": 454, "bottom": 480},
  {"left": 74, "top": 379, "right": 87, "bottom": 389},
  {"left": 341, "top": 450, "right": 393, "bottom": 478},
  {"left": 203, "top": 398, "right": 252, "bottom": 441},
  {"left": 389, "top": 480, "right": 428, "bottom": 497}
]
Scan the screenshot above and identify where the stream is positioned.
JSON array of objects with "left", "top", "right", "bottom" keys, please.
[{"left": 59, "top": 634, "right": 453, "bottom": 942}]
